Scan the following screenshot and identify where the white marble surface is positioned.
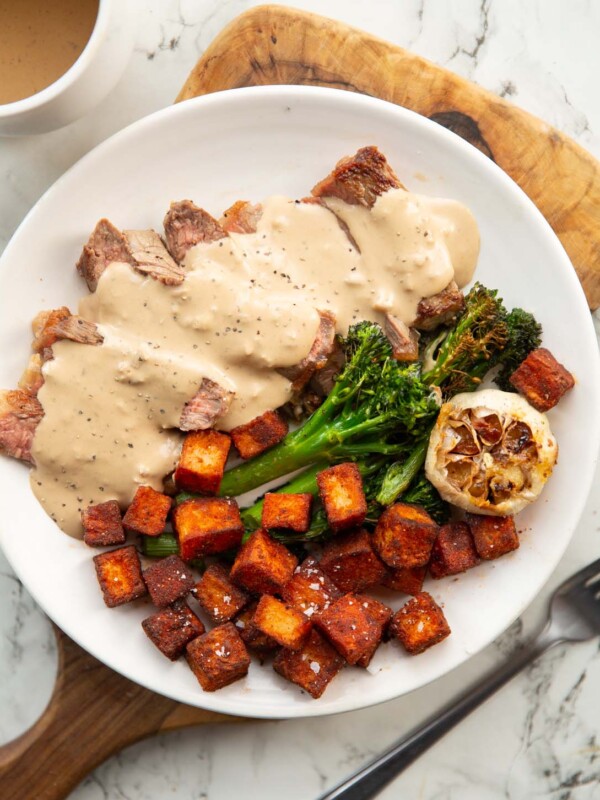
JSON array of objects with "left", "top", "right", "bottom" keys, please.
[{"left": 2, "top": 0, "right": 600, "bottom": 797}]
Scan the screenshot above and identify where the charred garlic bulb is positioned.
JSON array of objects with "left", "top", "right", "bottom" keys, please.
[{"left": 425, "top": 389, "right": 558, "bottom": 516}]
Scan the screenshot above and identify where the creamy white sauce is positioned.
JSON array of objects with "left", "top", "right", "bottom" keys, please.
[{"left": 30, "top": 189, "right": 479, "bottom": 536}]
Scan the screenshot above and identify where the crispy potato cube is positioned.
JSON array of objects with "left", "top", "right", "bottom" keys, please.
[
  {"left": 234, "top": 600, "right": 279, "bottom": 653},
  {"left": 143, "top": 554, "right": 195, "bottom": 608},
  {"left": 230, "top": 409, "right": 289, "bottom": 459},
  {"left": 373, "top": 503, "right": 438, "bottom": 569},
  {"left": 390, "top": 592, "right": 451, "bottom": 654},
  {"left": 142, "top": 600, "right": 205, "bottom": 660},
  {"left": 122, "top": 485, "right": 171, "bottom": 537},
  {"left": 252, "top": 595, "right": 312, "bottom": 650},
  {"left": 172, "top": 497, "right": 244, "bottom": 561},
  {"left": 465, "top": 513, "right": 519, "bottom": 560},
  {"left": 262, "top": 492, "right": 313, "bottom": 533},
  {"left": 82, "top": 500, "right": 125, "bottom": 547},
  {"left": 381, "top": 565, "right": 427, "bottom": 595},
  {"left": 509, "top": 348, "right": 575, "bottom": 412},
  {"left": 174, "top": 429, "right": 231, "bottom": 494},
  {"left": 319, "top": 528, "right": 387, "bottom": 593},
  {"left": 355, "top": 597, "right": 393, "bottom": 668},
  {"left": 230, "top": 528, "right": 298, "bottom": 595},
  {"left": 273, "top": 629, "right": 345, "bottom": 698},
  {"left": 186, "top": 622, "right": 250, "bottom": 692},
  {"left": 314, "top": 593, "right": 386, "bottom": 665},
  {"left": 93, "top": 546, "right": 146, "bottom": 608},
  {"left": 316, "top": 463, "right": 367, "bottom": 532},
  {"left": 192, "top": 563, "right": 249, "bottom": 623},
  {"left": 429, "top": 522, "right": 479, "bottom": 578},
  {"left": 281, "top": 556, "right": 341, "bottom": 618}
]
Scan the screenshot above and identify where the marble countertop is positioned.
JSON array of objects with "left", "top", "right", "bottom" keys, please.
[{"left": 2, "top": 1, "right": 600, "bottom": 798}]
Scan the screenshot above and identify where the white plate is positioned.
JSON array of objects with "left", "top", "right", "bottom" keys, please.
[{"left": 1, "top": 87, "right": 599, "bottom": 719}]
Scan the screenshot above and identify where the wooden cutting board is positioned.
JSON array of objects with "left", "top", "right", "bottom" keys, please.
[{"left": 2, "top": 6, "right": 600, "bottom": 800}]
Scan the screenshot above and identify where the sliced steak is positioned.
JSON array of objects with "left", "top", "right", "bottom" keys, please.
[
  {"left": 76, "top": 218, "right": 135, "bottom": 291},
  {"left": 179, "top": 378, "right": 234, "bottom": 431},
  {"left": 219, "top": 201, "right": 263, "bottom": 234},
  {"left": 163, "top": 200, "right": 227, "bottom": 263},
  {"left": 0, "top": 389, "right": 44, "bottom": 463},
  {"left": 279, "top": 310, "right": 337, "bottom": 393},
  {"left": 311, "top": 146, "right": 404, "bottom": 208},
  {"left": 413, "top": 282, "right": 465, "bottom": 331},
  {"left": 384, "top": 315, "right": 420, "bottom": 362},
  {"left": 123, "top": 229, "right": 185, "bottom": 286},
  {"left": 18, "top": 354, "right": 44, "bottom": 396},
  {"left": 32, "top": 308, "right": 103, "bottom": 354},
  {"left": 309, "top": 337, "right": 345, "bottom": 397}
]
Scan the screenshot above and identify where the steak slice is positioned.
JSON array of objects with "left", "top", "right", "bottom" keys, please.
[
  {"left": 219, "top": 201, "right": 263, "bottom": 234},
  {"left": 179, "top": 378, "right": 234, "bottom": 431},
  {"left": 311, "top": 146, "right": 404, "bottom": 208},
  {"left": 384, "top": 315, "right": 420, "bottom": 362},
  {"left": 279, "top": 310, "right": 337, "bottom": 393},
  {"left": 31, "top": 308, "right": 103, "bottom": 354},
  {"left": 76, "top": 218, "right": 135, "bottom": 291},
  {"left": 413, "top": 282, "right": 465, "bottom": 331},
  {"left": 123, "top": 229, "right": 185, "bottom": 286},
  {"left": 163, "top": 200, "right": 227, "bottom": 262},
  {"left": 0, "top": 389, "right": 44, "bottom": 463}
]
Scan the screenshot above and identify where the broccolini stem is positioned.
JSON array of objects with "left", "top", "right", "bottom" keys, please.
[
  {"left": 141, "top": 533, "right": 179, "bottom": 557},
  {"left": 376, "top": 438, "right": 429, "bottom": 506}
]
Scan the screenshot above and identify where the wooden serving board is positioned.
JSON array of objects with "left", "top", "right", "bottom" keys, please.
[{"left": 2, "top": 6, "right": 600, "bottom": 799}]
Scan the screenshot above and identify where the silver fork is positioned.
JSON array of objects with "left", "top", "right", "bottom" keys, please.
[{"left": 317, "top": 557, "right": 600, "bottom": 800}]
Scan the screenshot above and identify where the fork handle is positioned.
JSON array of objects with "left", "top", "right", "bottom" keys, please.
[{"left": 318, "top": 634, "right": 559, "bottom": 800}]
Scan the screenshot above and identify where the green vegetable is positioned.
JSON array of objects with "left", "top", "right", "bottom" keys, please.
[
  {"left": 140, "top": 533, "right": 205, "bottom": 570},
  {"left": 402, "top": 474, "right": 449, "bottom": 525},
  {"left": 375, "top": 438, "right": 429, "bottom": 506},
  {"left": 219, "top": 322, "right": 439, "bottom": 497},
  {"left": 493, "top": 307, "right": 542, "bottom": 391}
]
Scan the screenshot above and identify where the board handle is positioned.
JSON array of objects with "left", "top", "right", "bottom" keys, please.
[
  {"left": 0, "top": 626, "right": 238, "bottom": 800},
  {"left": 177, "top": 4, "right": 600, "bottom": 310}
]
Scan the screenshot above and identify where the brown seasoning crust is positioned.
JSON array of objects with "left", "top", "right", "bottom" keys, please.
[
  {"left": 93, "top": 546, "right": 147, "bottom": 608},
  {"left": 173, "top": 497, "right": 244, "bottom": 561},
  {"left": 186, "top": 622, "right": 250, "bottom": 692},
  {"left": 373, "top": 502, "right": 438, "bottom": 569},
  {"left": 273, "top": 629, "right": 345, "bottom": 698},
  {"left": 174, "top": 429, "right": 232, "bottom": 495},
  {"left": 252, "top": 594, "right": 312, "bottom": 651},
  {"left": 281, "top": 556, "right": 341, "bottom": 617},
  {"left": 142, "top": 600, "right": 205, "bottom": 660},
  {"left": 122, "top": 485, "right": 172, "bottom": 537},
  {"left": 381, "top": 565, "right": 428, "bottom": 595},
  {"left": 390, "top": 592, "right": 451, "bottom": 654},
  {"left": 192, "top": 563, "right": 249, "bottom": 623},
  {"left": 429, "top": 522, "right": 479, "bottom": 578},
  {"left": 314, "top": 593, "right": 387, "bottom": 666},
  {"left": 261, "top": 492, "right": 313, "bottom": 533},
  {"left": 316, "top": 462, "right": 368, "bottom": 533},
  {"left": 230, "top": 528, "right": 298, "bottom": 595},
  {"left": 81, "top": 500, "right": 125, "bottom": 547},
  {"left": 143, "top": 554, "right": 195, "bottom": 608},
  {"left": 509, "top": 347, "right": 575, "bottom": 412},
  {"left": 230, "top": 409, "right": 289, "bottom": 460},
  {"left": 319, "top": 528, "right": 387, "bottom": 593},
  {"left": 465, "top": 513, "right": 519, "bottom": 560}
]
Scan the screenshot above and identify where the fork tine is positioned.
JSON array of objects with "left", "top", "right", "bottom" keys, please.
[{"left": 556, "top": 557, "right": 600, "bottom": 595}]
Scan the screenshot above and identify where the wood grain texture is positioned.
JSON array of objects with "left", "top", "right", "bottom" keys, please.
[
  {"left": 0, "top": 626, "right": 240, "bottom": 800},
  {"left": 178, "top": 4, "right": 600, "bottom": 310}
]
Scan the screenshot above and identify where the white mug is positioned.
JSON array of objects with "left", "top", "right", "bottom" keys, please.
[{"left": 0, "top": 0, "right": 135, "bottom": 136}]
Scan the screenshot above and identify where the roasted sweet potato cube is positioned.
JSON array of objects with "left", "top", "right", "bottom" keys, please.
[
  {"left": 82, "top": 500, "right": 125, "bottom": 547},
  {"left": 314, "top": 593, "right": 385, "bottom": 665},
  {"left": 262, "top": 492, "right": 313, "bottom": 533},
  {"left": 273, "top": 629, "right": 345, "bottom": 698},
  {"left": 122, "top": 485, "right": 171, "bottom": 537},
  {"left": 382, "top": 565, "right": 427, "bottom": 595},
  {"left": 93, "top": 546, "right": 146, "bottom": 608},
  {"left": 429, "top": 522, "right": 479, "bottom": 578},
  {"left": 172, "top": 497, "right": 244, "bottom": 561},
  {"left": 234, "top": 600, "right": 279, "bottom": 653},
  {"left": 230, "top": 529, "right": 298, "bottom": 595},
  {"left": 281, "top": 556, "right": 341, "bottom": 618},
  {"left": 509, "top": 348, "right": 575, "bottom": 412},
  {"left": 373, "top": 503, "right": 438, "bottom": 569},
  {"left": 192, "top": 563, "right": 249, "bottom": 623},
  {"left": 465, "top": 513, "right": 519, "bottom": 560},
  {"left": 230, "top": 410, "right": 288, "bottom": 460},
  {"left": 174, "top": 429, "right": 231, "bottom": 494},
  {"left": 186, "top": 622, "right": 250, "bottom": 692},
  {"left": 252, "top": 595, "right": 312, "bottom": 650},
  {"left": 143, "top": 554, "right": 195, "bottom": 608},
  {"left": 319, "top": 528, "right": 387, "bottom": 593},
  {"left": 142, "top": 600, "right": 205, "bottom": 660},
  {"left": 316, "top": 463, "right": 367, "bottom": 532},
  {"left": 390, "top": 592, "right": 451, "bottom": 654},
  {"left": 355, "top": 597, "right": 393, "bottom": 668}
]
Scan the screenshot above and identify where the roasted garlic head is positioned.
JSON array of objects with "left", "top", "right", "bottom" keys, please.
[{"left": 425, "top": 389, "right": 558, "bottom": 516}]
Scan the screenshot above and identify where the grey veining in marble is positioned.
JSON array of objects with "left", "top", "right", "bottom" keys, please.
[{"left": 2, "top": 1, "right": 600, "bottom": 798}]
